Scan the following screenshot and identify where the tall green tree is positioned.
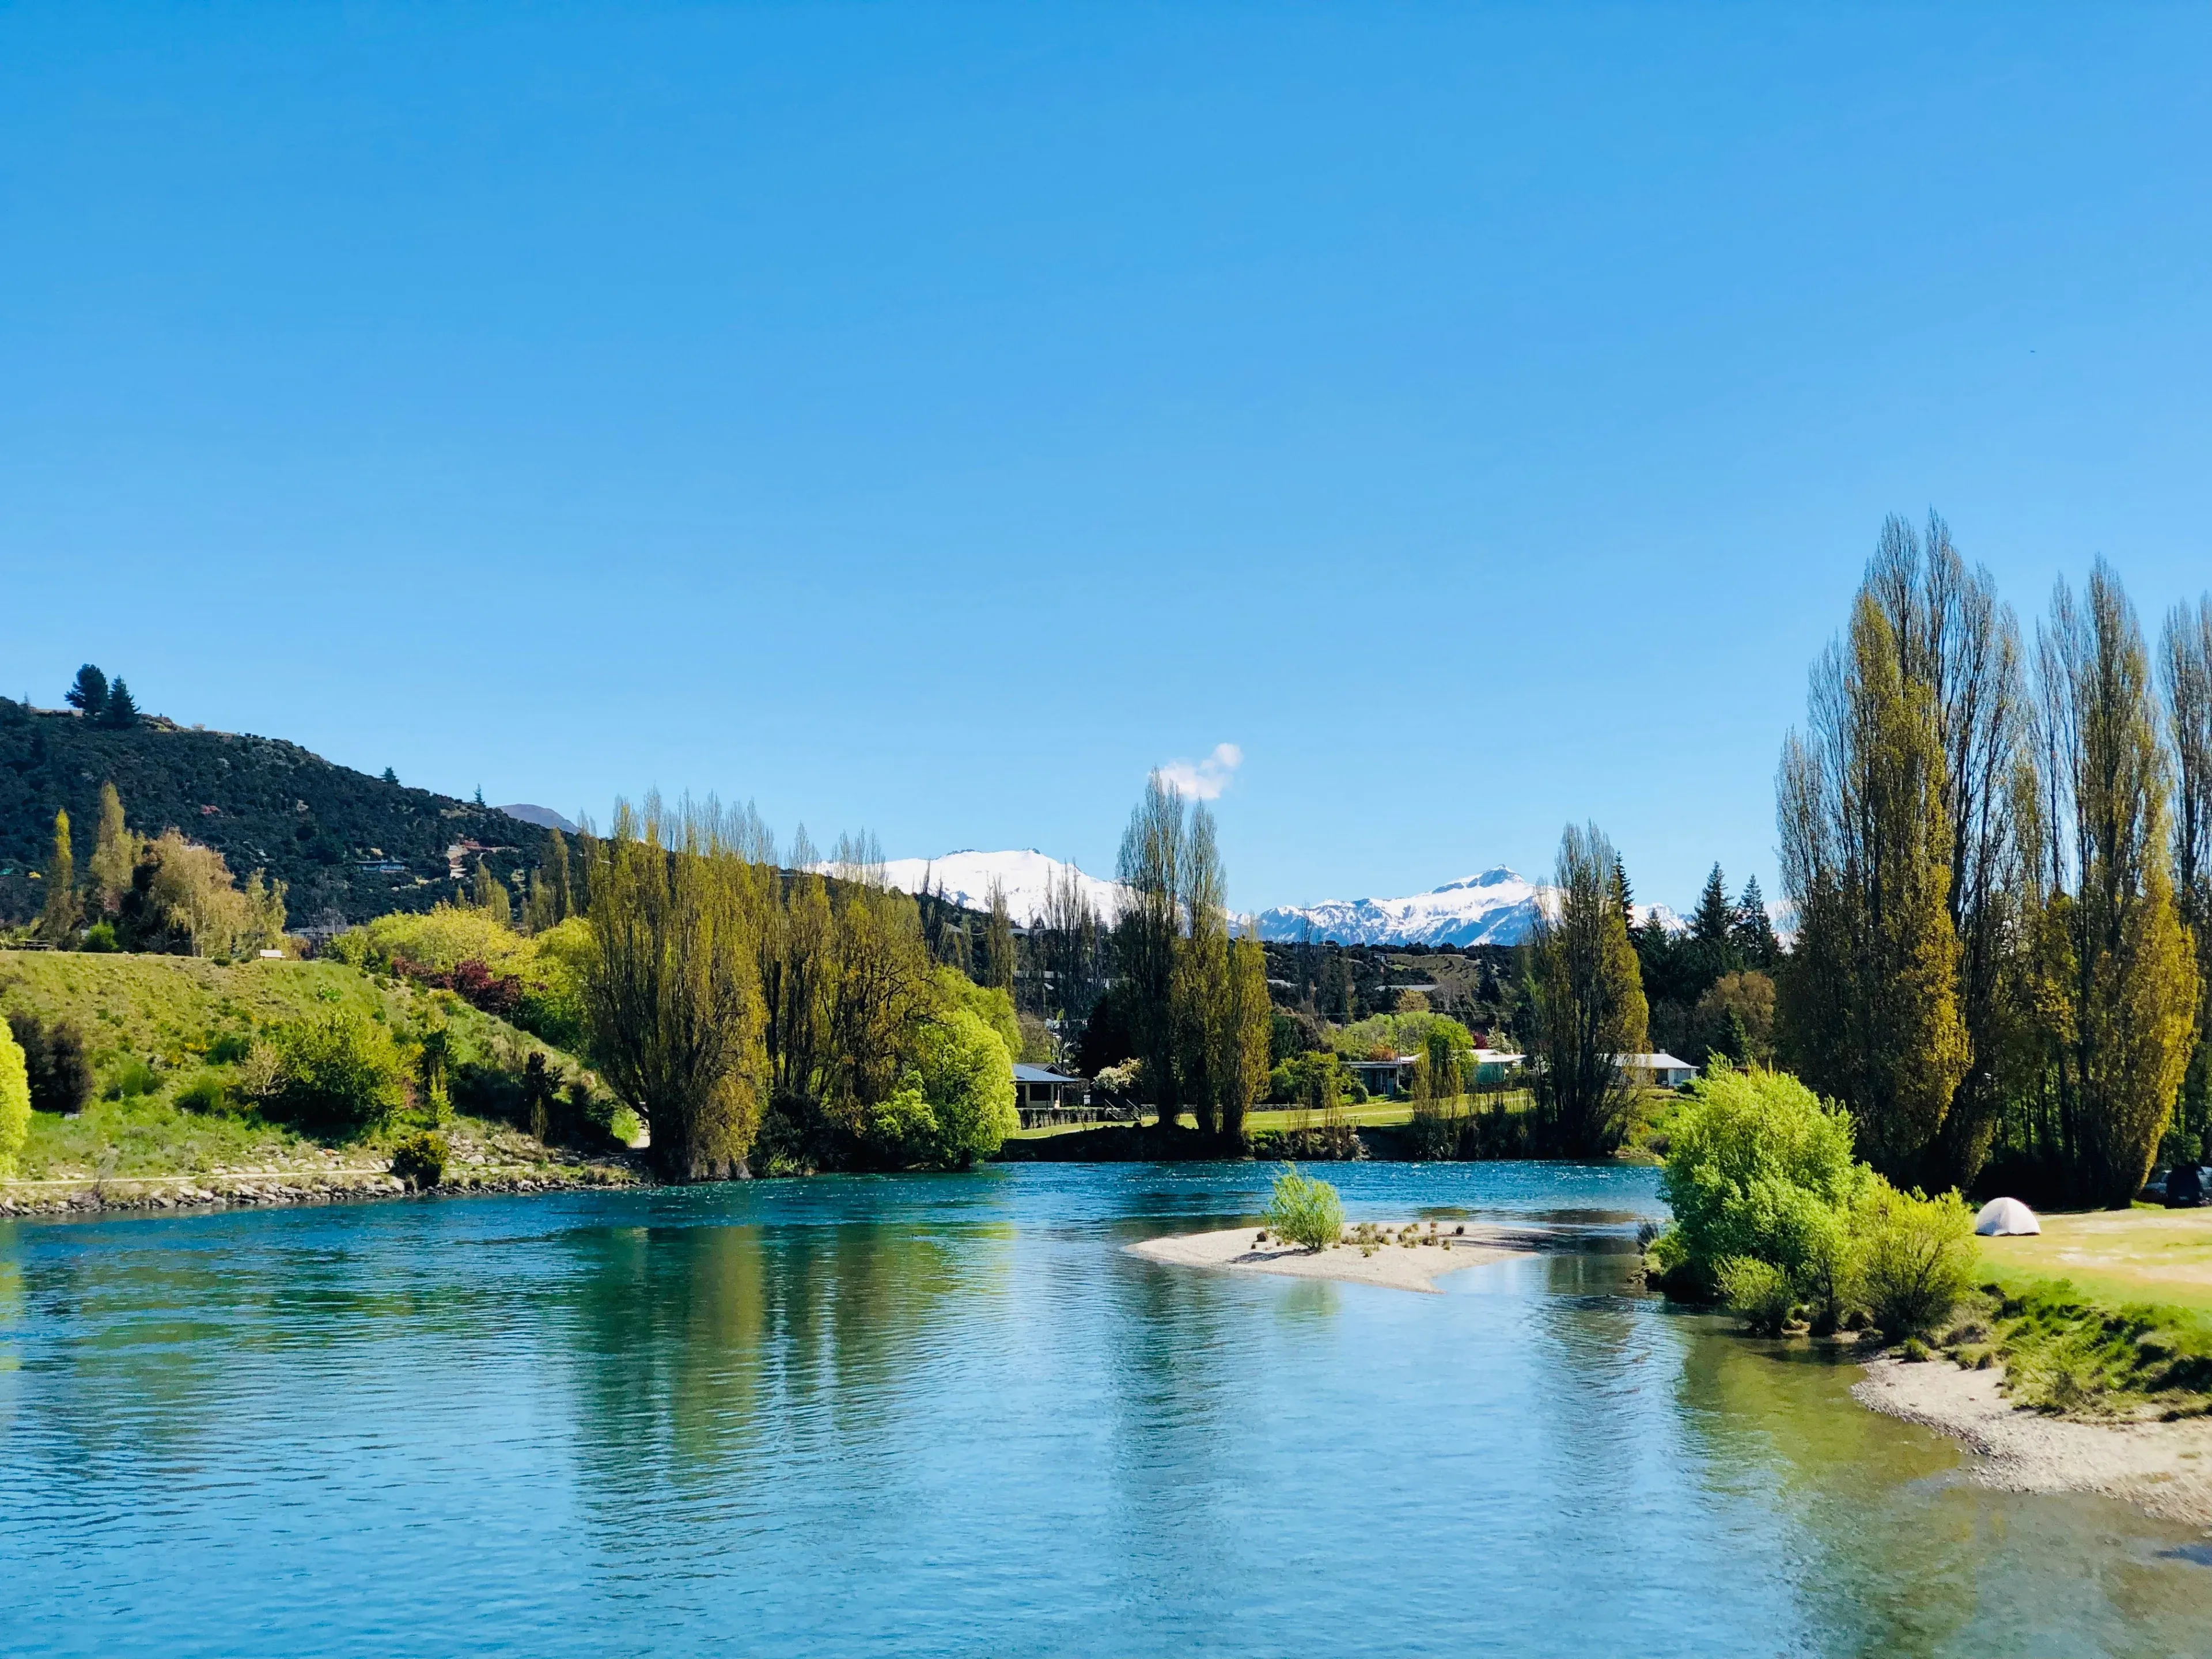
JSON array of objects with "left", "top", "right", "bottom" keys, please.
[
  {"left": 38, "top": 808, "right": 78, "bottom": 942},
  {"left": 2162, "top": 593, "right": 2212, "bottom": 1160},
  {"left": 1861, "top": 513, "right": 2027, "bottom": 1184},
  {"left": 1528, "top": 822, "right": 1649, "bottom": 1157},
  {"left": 1172, "top": 802, "right": 1232, "bottom": 1136},
  {"left": 1115, "top": 774, "right": 1188, "bottom": 1122},
  {"left": 581, "top": 796, "right": 768, "bottom": 1181},
  {"left": 1691, "top": 865, "right": 1734, "bottom": 946},
  {"left": 87, "top": 782, "right": 138, "bottom": 914},
  {"left": 983, "top": 880, "right": 1017, "bottom": 994},
  {"left": 2008, "top": 565, "right": 2201, "bottom": 1206},
  {"left": 1779, "top": 590, "right": 1972, "bottom": 1182},
  {"left": 1219, "top": 930, "right": 1273, "bottom": 1145}
]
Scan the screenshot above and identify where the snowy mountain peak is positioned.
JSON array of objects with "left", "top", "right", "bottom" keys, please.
[
  {"left": 863, "top": 849, "right": 1129, "bottom": 926},
  {"left": 1257, "top": 869, "right": 1685, "bottom": 948}
]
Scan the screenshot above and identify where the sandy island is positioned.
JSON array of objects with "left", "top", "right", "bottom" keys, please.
[
  {"left": 1855, "top": 1355, "right": 2212, "bottom": 1528},
  {"left": 1126, "top": 1224, "right": 1535, "bottom": 1293}
]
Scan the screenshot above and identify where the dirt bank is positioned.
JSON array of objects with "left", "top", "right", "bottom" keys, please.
[{"left": 1855, "top": 1354, "right": 2212, "bottom": 1529}]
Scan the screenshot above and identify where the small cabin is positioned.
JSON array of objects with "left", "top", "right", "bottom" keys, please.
[{"left": 1012, "top": 1065, "right": 1098, "bottom": 1128}]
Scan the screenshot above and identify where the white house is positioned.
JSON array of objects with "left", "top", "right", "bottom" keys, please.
[{"left": 1619, "top": 1052, "right": 1699, "bottom": 1088}]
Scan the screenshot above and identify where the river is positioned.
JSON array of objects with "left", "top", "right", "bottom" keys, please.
[{"left": 3, "top": 1162, "right": 2209, "bottom": 1657}]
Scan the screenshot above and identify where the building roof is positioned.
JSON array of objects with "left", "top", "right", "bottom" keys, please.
[
  {"left": 1620, "top": 1052, "right": 1698, "bottom": 1070},
  {"left": 1012, "top": 1064, "right": 1083, "bottom": 1085}
]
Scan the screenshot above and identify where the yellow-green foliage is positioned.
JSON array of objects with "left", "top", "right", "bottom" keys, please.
[
  {"left": 0, "top": 951, "right": 596, "bottom": 1179},
  {"left": 331, "top": 906, "right": 589, "bottom": 1046},
  {"left": 941, "top": 968, "right": 1020, "bottom": 1065},
  {"left": 1657, "top": 1062, "right": 1865, "bottom": 1289},
  {"left": 0, "top": 1016, "right": 28, "bottom": 1177},
  {"left": 1263, "top": 1162, "right": 1344, "bottom": 1252},
  {"left": 339, "top": 904, "right": 533, "bottom": 972}
]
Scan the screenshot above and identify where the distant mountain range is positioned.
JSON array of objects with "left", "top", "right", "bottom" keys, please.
[
  {"left": 497, "top": 803, "right": 579, "bottom": 835},
  {"left": 873, "top": 850, "right": 1690, "bottom": 946}
]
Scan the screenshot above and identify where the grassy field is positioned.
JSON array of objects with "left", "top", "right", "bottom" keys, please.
[
  {"left": 1976, "top": 1207, "right": 2212, "bottom": 1317},
  {"left": 0, "top": 949, "right": 616, "bottom": 1182}
]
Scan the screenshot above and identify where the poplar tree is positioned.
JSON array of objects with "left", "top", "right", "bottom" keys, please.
[
  {"left": 1219, "top": 930, "right": 1273, "bottom": 1145},
  {"left": 38, "top": 809, "right": 78, "bottom": 942},
  {"left": 1859, "top": 514, "right": 2026, "bottom": 1184},
  {"left": 1778, "top": 592, "right": 1971, "bottom": 1181},
  {"left": 544, "top": 827, "right": 573, "bottom": 922},
  {"left": 1172, "top": 803, "right": 1230, "bottom": 1136},
  {"left": 1528, "top": 822, "right": 1649, "bottom": 1157},
  {"left": 2162, "top": 594, "right": 2212, "bottom": 1158},
  {"left": 2010, "top": 565, "right": 2201, "bottom": 1206},
  {"left": 88, "top": 783, "right": 138, "bottom": 913},
  {"left": 983, "top": 880, "right": 1016, "bottom": 994},
  {"left": 1115, "top": 774, "right": 1187, "bottom": 1122}
]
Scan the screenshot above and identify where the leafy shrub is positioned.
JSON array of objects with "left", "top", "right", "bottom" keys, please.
[
  {"left": 859, "top": 1003, "right": 1017, "bottom": 1171},
  {"left": 1656, "top": 1062, "right": 1865, "bottom": 1294},
  {"left": 109, "top": 1058, "right": 159, "bottom": 1100},
  {"left": 1852, "top": 1181, "right": 1978, "bottom": 1340},
  {"left": 391, "top": 1131, "right": 448, "bottom": 1190},
  {"left": 81, "top": 921, "right": 119, "bottom": 953},
  {"left": 256, "top": 1009, "right": 406, "bottom": 1134},
  {"left": 0, "top": 1018, "right": 28, "bottom": 1177},
  {"left": 206, "top": 1031, "right": 252, "bottom": 1066},
  {"left": 174, "top": 1073, "right": 232, "bottom": 1115},
  {"left": 1717, "top": 1257, "right": 1796, "bottom": 1336},
  {"left": 1263, "top": 1162, "right": 1344, "bottom": 1252}
]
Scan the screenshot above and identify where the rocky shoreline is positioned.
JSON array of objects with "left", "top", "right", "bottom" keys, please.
[{"left": 0, "top": 1162, "right": 644, "bottom": 1217}]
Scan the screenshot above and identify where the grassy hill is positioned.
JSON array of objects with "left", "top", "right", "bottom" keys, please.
[
  {"left": 0, "top": 698, "right": 550, "bottom": 929},
  {"left": 0, "top": 950, "right": 624, "bottom": 1183}
]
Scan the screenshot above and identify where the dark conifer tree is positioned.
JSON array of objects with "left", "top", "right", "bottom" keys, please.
[
  {"left": 381, "top": 767, "right": 400, "bottom": 785},
  {"left": 100, "top": 677, "right": 138, "bottom": 728},
  {"left": 65, "top": 664, "right": 108, "bottom": 717},
  {"left": 1691, "top": 864, "right": 1734, "bottom": 945},
  {"left": 1732, "top": 876, "right": 1782, "bottom": 968}
]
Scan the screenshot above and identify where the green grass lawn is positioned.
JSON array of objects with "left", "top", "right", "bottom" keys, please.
[{"left": 1975, "top": 1206, "right": 2212, "bottom": 1317}]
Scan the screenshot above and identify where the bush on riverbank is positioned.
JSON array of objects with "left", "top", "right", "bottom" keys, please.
[
  {"left": 1651, "top": 1061, "right": 1979, "bottom": 1339},
  {"left": 1264, "top": 1162, "right": 1343, "bottom": 1252}
]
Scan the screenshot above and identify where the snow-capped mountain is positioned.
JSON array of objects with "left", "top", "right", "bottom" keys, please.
[
  {"left": 1255, "top": 867, "right": 1683, "bottom": 947},
  {"left": 869, "top": 850, "right": 1130, "bottom": 926}
]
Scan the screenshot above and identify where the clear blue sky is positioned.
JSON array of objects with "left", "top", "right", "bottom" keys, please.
[{"left": 5, "top": 5, "right": 2210, "bottom": 914}]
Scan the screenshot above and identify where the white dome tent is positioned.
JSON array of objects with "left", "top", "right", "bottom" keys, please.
[{"left": 1974, "top": 1196, "right": 2041, "bottom": 1237}]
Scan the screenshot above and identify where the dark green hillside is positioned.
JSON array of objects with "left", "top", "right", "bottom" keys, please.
[{"left": 0, "top": 698, "right": 548, "bottom": 928}]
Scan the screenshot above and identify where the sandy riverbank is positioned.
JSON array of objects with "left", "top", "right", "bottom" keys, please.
[
  {"left": 1855, "top": 1355, "right": 2212, "bottom": 1528},
  {"left": 1126, "top": 1223, "right": 1533, "bottom": 1293}
]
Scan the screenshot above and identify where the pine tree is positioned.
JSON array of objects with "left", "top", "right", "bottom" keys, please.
[
  {"left": 65, "top": 665, "right": 107, "bottom": 718},
  {"left": 1732, "top": 876, "right": 1782, "bottom": 969},
  {"left": 1691, "top": 865, "right": 1733, "bottom": 944},
  {"left": 100, "top": 678, "right": 138, "bottom": 728},
  {"left": 1610, "top": 857, "right": 1634, "bottom": 925},
  {"left": 381, "top": 767, "right": 400, "bottom": 786},
  {"left": 39, "top": 809, "right": 79, "bottom": 942}
]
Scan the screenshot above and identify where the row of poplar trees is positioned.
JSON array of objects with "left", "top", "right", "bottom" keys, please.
[
  {"left": 1112, "top": 774, "right": 1274, "bottom": 1143},
  {"left": 1779, "top": 514, "right": 2211, "bottom": 1207}
]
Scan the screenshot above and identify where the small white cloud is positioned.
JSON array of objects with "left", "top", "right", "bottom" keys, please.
[{"left": 1158, "top": 742, "right": 1243, "bottom": 801}]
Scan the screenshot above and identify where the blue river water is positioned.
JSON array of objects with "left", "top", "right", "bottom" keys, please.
[{"left": 3, "top": 1161, "right": 2210, "bottom": 1658}]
